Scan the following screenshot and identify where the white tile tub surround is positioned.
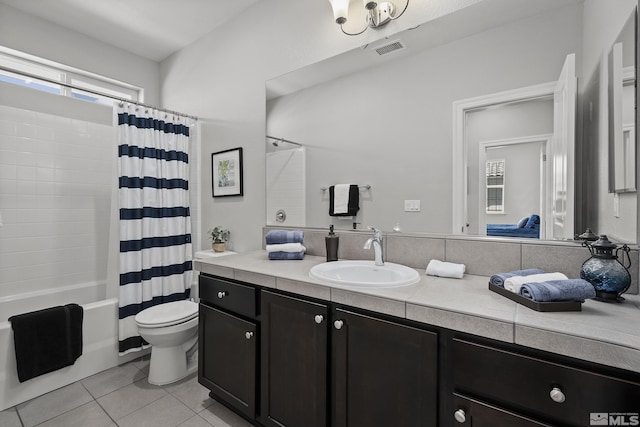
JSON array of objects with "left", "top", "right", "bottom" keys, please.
[{"left": 0, "top": 104, "right": 114, "bottom": 299}]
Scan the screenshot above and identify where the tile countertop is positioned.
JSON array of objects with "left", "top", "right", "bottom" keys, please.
[{"left": 194, "top": 251, "right": 640, "bottom": 374}]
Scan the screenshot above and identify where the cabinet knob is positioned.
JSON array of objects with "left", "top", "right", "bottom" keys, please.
[
  {"left": 217, "top": 291, "right": 227, "bottom": 299},
  {"left": 245, "top": 331, "right": 254, "bottom": 340},
  {"left": 314, "top": 315, "right": 324, "bottom": 324},
  {"left": 550, "top": 387, "right": 565, "bottom": 403},
  {"left": 334, "top": 320, "right": 344, "bottom": 330},
  {"left": 454, "top": 409, "right": 466, "bottom": 423}
]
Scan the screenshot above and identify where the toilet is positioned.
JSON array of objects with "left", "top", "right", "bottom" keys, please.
[{"left": 134, "top": 300, "right": 199, "bottom": 385}]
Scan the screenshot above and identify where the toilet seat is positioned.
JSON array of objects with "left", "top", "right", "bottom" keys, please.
[{"left": 135, "top": 300, "right": 198, "bottom": 328}]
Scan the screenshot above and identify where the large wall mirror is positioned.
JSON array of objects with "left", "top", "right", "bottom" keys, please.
[{"left": 266, "top": 0, "right": 639, "bottom": 244}]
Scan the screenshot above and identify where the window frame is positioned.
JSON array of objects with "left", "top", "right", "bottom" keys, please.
[{"left": 486, "top": 159, "right": 506, "bottom": 214}]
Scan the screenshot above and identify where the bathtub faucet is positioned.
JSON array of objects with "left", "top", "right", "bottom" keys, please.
[{"left": 364, "top": 227, "right": 384, "bottom": 266}]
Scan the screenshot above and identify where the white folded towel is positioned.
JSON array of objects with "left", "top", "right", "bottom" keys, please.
[
  {"left": 266, "top": 243, "right": 306, "bottom": 253},
  {"left": 503, "top": 272, "right": 568, "bottom": 293},
  {"left": 333, "top": 184, "right": 351, "bottom": 214},
  {"left": 426, "top": 259, "right": 466, "bottom": 279}
]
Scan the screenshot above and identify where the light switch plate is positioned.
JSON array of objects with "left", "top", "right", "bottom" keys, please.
[{"left": 404, "top": 200, "right": 421, "bottom": 212}]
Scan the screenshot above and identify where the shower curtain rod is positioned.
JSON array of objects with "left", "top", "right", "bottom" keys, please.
[
  {"left": 266, "top": 135, "right": 303, "bottom": 146},
  {"left": 0, "top": 65, "right": 198, "bottom": 121}
]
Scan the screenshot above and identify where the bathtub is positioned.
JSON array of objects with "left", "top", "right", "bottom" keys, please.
[{"left": 0, "top": 282, "right": 122, "bottom": 411}]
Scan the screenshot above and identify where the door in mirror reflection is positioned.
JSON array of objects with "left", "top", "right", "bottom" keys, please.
[
  {"left": 479, "top": 138, "right": 549, "bottom": 240},
  {"left": 551, "top": 53, "right": 577, "bottom": 240}
]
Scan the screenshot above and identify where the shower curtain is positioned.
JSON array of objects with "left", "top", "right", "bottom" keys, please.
[{"left": 116, "top": 104, "right": 193, "bottom": 355}]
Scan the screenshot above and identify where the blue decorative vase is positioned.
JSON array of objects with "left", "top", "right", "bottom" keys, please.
[{"left": 580, "top": 235, "right": 631, "bottom": 302}]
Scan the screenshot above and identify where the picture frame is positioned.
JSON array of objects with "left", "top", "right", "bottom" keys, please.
[{"left": 212, "top": 147, "right": 243, "bottom": 197}]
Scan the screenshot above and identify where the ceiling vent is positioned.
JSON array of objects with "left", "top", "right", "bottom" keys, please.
[{"left": 374, "top": 40, "right": 405, "bottom": 55}]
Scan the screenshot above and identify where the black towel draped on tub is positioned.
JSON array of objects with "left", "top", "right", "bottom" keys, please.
[{"left": 9, "top": 303, "right": 83, "bottom": 382}]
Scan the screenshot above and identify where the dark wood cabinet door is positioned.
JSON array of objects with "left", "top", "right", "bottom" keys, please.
[
  {"left": 452, "top": 394, "right": 553, "bottom": 427},
  {"left": 332, "top": 308, "right": 438, "bottom": 427},
  {"left": 259, "top": 291, "right": 328, "bottom": 427},
  {"left": 198, "top": 304, "right": 256, "bottom": 420}
]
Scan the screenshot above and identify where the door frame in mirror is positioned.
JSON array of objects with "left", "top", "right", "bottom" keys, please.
[{"left": 452, "top": 81, "right": 557, "bottom": 236}]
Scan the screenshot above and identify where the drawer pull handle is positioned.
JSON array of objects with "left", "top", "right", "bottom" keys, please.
[
  {"left": 217, "top": 291, "right": 227, "bottom": 299},
  {"left": 454, "top": 409, "right": 466, "bottom": 423},
  {"left": 314, "top": 315, "right": 324, "bottom": 324},
  {"left": 550, "top": 387, "right": 565, "bottom": 403},
  {"left": 245, "top": 331, "right": 254, "bottom": 340},
  {"left": 334, "top": 320, "right": 344, "bottom": 330}
]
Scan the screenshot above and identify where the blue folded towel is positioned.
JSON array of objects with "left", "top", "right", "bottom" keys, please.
[
  {"left": 489, "top": 269, "right": 545, "bottom": 287},
  {"left": 268, "top": 251, "right": 305, "bottom": 260},
  {"left": 265, "top": 230, "right": 304, "bottom": 245},
  {"left": 519, "top": 279, "right": 596, "bottom": 302}
]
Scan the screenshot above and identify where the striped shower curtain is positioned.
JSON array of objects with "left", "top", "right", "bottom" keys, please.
[{"left": 116, "top": 104, "right": 193, "bottom": 355}]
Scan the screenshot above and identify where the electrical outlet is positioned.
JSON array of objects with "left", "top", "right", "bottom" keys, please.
[{"left": 404, "top": 200, "right": 421, "bottom": 212}]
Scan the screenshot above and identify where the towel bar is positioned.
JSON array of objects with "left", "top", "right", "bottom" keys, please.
[{"left": 321, "top": 185, "right": 371, "bottom": 191}]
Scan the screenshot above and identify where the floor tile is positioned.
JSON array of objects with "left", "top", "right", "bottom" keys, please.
[
  {"left": 0, "top": 407, "right": 22, "bottom": 427},
  {"left": 198, "top": 401, "right": 253, "bottom": 427},
  {"left": 130, "top": 355, "right": 151, "bottom": 374},
  {"left": 97, "top": 378, "right": 167, "bottom": 420},
  {"left": 81, "top": 362, "right": 146, "bottom": 398},
  {"left": 164, "top": 374, "right": 214, "bottom": 412},
  {"left": 37, "top": 401, "right": 116, "bottom": 427},
  {"left": 116, "top": 394, "right": 196, "bottom": 427},
  {"left": 179, "top": 414, "right": 215, "bottom": 427},
  {"left": 16, "top": 382, "right": 94, "bottom": 427}
]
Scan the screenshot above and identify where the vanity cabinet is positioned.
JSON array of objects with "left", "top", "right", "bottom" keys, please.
[
  {"left": 197, "top": 272, "right": 640, "bottom": 427},
  {"left": 450, "top": 338, "right": 640, "bottom": 427},
  {"left": 198, "top": 275, "right": 258, "bottom": 420},
  {"left": 259, "top": 290, "right": 329, "bottom": 427},
  {"left": 332, "top": 308, "right": 438, "bottom": 427}
]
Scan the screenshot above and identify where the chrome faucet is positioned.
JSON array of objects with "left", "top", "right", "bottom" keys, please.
[{"left": 364, "top": 227, "right": 384, "bottom": 266}]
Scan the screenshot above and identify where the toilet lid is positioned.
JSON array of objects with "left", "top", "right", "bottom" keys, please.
[{"left": 135, "top": 300, "right": 198, "bottom": 328}]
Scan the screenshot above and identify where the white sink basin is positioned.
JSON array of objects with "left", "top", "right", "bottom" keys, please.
[{"left": 309, "top": 260, "right": 420, "bottom": 288}]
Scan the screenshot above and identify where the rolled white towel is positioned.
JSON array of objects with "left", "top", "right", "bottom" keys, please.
[
  {"left": 266, "top": 243, "right": 306, "bottom": 253},
  {"left": 503, "top": 272, "right": 568, "bottom": 293},
  {"left": 426, "top": 259, "right": 466, "bottom": 279}
]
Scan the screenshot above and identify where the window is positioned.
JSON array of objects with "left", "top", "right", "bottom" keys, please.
[
  {"left": 0, "top": 49, "right": 141, "bottom": 104},
  {"left": 486, "top": 159, "right": 505, "bottom": 214}
]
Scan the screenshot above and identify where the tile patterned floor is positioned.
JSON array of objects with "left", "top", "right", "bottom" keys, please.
[{"left": 0, "top": 357, "right": 252, "bottom": 427}]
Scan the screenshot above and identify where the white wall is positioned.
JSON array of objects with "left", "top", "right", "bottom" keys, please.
[
  {"left": 160, "top": 0, "right": 483, "bottom": 251},
  {"left": 0, "top": 3, "right": 161, "bottom": 105}
]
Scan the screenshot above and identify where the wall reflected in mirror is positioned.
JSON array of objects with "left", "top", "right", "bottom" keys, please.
[
  {"left": 609, "top": 10, "right": 637, "bottom": 193},
  {"left": 266, "top": 0, "right": 638, "bottom": 244}
]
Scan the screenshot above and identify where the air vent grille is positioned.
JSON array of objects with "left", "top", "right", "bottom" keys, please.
[{"left": 374, "top": 40, "right": 405, "bottom": 55}]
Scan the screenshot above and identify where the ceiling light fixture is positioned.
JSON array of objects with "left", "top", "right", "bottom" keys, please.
[{"left": 328, "top": 0, "right": 409, "bottom": 36}]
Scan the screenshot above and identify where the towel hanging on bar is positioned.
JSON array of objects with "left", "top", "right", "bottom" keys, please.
[{"left": 329, "top": 184, "right": 360, "bottom": 216}]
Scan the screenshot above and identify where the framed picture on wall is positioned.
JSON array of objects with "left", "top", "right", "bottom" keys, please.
[{"left": 212, "top": 147, "right": 243, "bottom": 197}]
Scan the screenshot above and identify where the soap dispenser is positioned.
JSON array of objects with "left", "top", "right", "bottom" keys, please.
[{"left": 326, "top": 225, "right": 339, "bottom": 262}]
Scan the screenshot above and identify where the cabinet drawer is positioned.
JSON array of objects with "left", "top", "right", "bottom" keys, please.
[
  {"left": 452, "top": 338, "right": 640, "bottom": 426},
  {"left": 452, "top": 393, "right": 552, "bottom": 426},
  {"left": 199, "top": 274, "right": 257, "bottom": 318}
]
